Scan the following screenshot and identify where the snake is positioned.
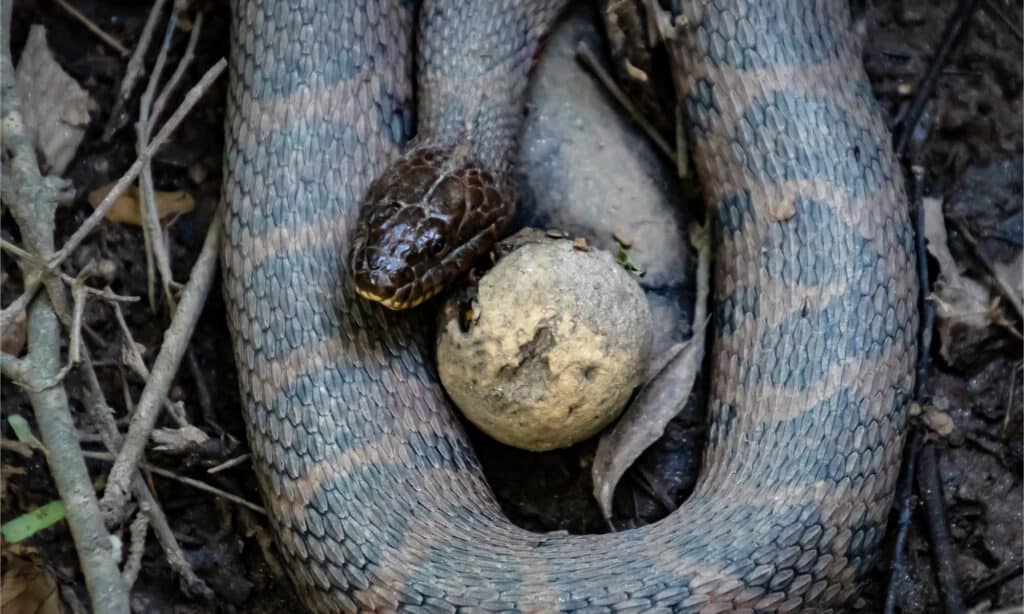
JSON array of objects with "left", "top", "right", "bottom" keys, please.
[{"left": 221, "top": 1, "right": 919, "bottom": 612}]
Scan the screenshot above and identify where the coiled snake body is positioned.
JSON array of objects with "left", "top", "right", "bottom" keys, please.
[{"left": 222, "top": 1, "right": 918, "bottom": 611}]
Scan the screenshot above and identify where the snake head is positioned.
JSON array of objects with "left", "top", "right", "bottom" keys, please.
[{"left": 350, "top": 145, "right": 511, "bottom": 310}]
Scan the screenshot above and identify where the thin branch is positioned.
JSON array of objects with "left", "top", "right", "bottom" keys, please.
[
  {"left": 1, "top": 350, "right": 27, "bottom": 379},
  {"left": 100, "top": 206, "right": 224, "bottom": 521},
  {"left": 50, "top": 58, "right": 227, "bottom": 269},
  {"left": 112, "top": 300, "right": 190, "bottom": 428},
  {"left": 575, "top": 42, "right": 678, "bottom": 167},
  {"left": 102, "top": 0, "right": 170, "bottom": 140},
  {"left": 121, "top": 504, "right": 150, "bottom": 589},
  {"left": 981, "top": 0, "right": 1023, "bottom": 42},
  {"left": 78, "top": 348, "right": 215, "bottom": 599},
  {"left": 22, "top": 296, "right": 129, "bottom": 611},
  {"left": 883, "top": 428, "right": 923, "bottom": 614},
  {"left": 186, "top": 347, "right": 219, "bottom": 431},
  {"left": 911, "top": 168, "right": 936, "bottom": 399},
  {"left": 894, "top": 0, "right": 984, "bottom": 155},
  {"left": 918, "top": 444, "right": 967, "bottom": 614},
  {"left": 136, "top": 4, "right": 182, "bottom": 308},
  {"left": 207, "top": 454, "right": 251, "bottom": 474},
  {"left": 53, "top": 0, "right": 129, "bottom": 56},
  {"left": 151, "top": 11, "right": 204, "bottom": 136},
  {"left": 1, "top": 1, "right": 128, "bottom": 607},
  {"left": 1, "top": 280, "right": 41, "bottom": 332},
  {"left": 84, "top": 450, "right": 265, "bottom": 515}
]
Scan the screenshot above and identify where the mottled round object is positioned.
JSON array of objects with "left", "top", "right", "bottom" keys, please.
[{"left": 436, "top": 234, "right": 652, "bottom": 451}]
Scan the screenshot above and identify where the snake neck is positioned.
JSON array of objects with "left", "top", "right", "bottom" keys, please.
[{"left": 415, "top": 0, "right": 570, "bottom": 178}]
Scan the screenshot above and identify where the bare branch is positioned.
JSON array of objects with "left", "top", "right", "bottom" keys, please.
[
  {"left": 100, "top": 205, "right": 223, "bottom": 521},
  {"left": 49, "top": 58, "right": 227, "bottom": 269},
  {"left": 53, "top": 0, "right": 129, "bottom": 56}
]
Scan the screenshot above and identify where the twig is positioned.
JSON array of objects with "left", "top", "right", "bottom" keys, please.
[
  {"left": 22, "top": 298, "right": 129, "bottom": 609},
  {"left": 102, "top": 0, "right": 170, "bottom": 140},
  {"left": 0, "top": 438, "right": 35, "bottom": 458},
  {"left": 50, "top": 57, "right": 227, "bottom": 270},
  {"left": 967, "top": 562, "right": 1024, "bottom": 604},
  {"left": 575, "top": 42, "right": 677, "bottom": 167},
  {"left": 894, "top": 0, "right": 984, "bottom": 155},
  {"left": 53, "top": 0, "right": 129, "bottom": 56},
  {"left": 911, "top": 168, "right": 936, "bottom": 399},
  {"left": 137, "top": 4, "right": 182, "bottom": 308},
  {"left": 1, "top": 281, "right": 41, "bottom": 332},
  {"left": 84, "top": 450, "right": 265, "bottom": 515},
  {"left": 1, "top": 1, "right": 128, "bottom": 608},
  {"left": 0, "top": 240, "right": 140, "bottom": 304},
  {"left": 918, "top": 444, "right": 967, "bottom": 614},
  {"left": 150, "top": 11, "right": 204, "bottom": 134},
  {"left": 111, "top": 300, "right": 190, "bottom": 428},
  {"left": 981, "top": 0, "right": 1023, "bottom": 41},
  {"left": 1004, "top": 363, "right": 1020, "bottom": 434},
  {"left": 78, "top": 348, "right": 215, "bottom": 599},
  {"left": 207, "top": 453, "right": 250, "bottom": 474},
  {"left": 121, "top": 503, "right": 150, "bottom": 588},
  {"left": 673, "top": 101, "right": 690, "bottom": 179},
  {"left": 186, "top": 348, "right": 219, "bottom": 431},
  {"left": 100, "top": 205, "right": 224, "bottom": 522},
  {"left": 68, "top": 275, "right": 86, "bottom": 365},
  {"left": 883, "top": 428, "right": 924, "bottom": 614}
]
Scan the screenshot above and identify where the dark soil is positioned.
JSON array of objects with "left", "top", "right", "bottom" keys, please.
[{"left": 2, "top": 1, "right": 1020, "bottom": 612}]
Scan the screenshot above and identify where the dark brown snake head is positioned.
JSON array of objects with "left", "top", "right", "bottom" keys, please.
[{"left": 350, "top": 145, "right": 511, "bottom": 310}]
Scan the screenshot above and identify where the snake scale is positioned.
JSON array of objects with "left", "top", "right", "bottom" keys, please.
[{"left": 221, "top": 1, "right": 918, "bottom": 612}]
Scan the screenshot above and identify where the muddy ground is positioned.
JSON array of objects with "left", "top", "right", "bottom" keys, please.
[{"left": 2, "top": 1, "right": 1021, "bottom": 612}]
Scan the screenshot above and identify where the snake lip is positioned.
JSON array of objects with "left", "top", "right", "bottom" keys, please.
[{"left": 352, "top": 223, "right": 499, "bottom": 310}]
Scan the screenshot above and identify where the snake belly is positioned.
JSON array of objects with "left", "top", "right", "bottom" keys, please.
[{"left": 221, "top": 1, "right": 918, "bottom": 612}]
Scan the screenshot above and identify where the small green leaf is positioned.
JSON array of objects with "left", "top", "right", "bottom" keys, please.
[
  {"left": 615, "top": 246, "right": 646, "bottom": 279},
  {"left": 7, "top": 415, "right": 41, "bottom": 448},
  {"left": 1, "top": 500, "right": 66, "bottom": 542}
]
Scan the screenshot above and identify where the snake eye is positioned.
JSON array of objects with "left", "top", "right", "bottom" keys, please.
[{"left": 429, "top": 236, "right": 446, "bottom": 256}]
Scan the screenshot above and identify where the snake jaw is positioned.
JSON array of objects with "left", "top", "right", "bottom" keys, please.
[
  {"left": 352, "top": 222, "right": 500, "bottom": 310},
  {"left": 354, "top": 283, "right": 441, "bottom": 310}
]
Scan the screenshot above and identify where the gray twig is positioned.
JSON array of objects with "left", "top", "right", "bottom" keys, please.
[
  {"left": 575, "top": 41, "right": 677, "bottom": 167},
  {"left": 151, "top": 11, "right": 204, "bottom": 134},
  {"left": 111, "top": 299, "right": 190, "bottom": 427},
  {"left": 1, "top": 1, "right": 129, "bottom": 608},
  {"left": 121, "top": 503, "right": 150, "bottom": 588},
  {"left": 137, "top": 4, "right": 182, "bottom": 308},
  {"left": 53, "top": 0, "right": 129, "bottom": 56},
  {"left": 102, "top": 0, "right": 170, "bottom": 140},
  {"left": 49, "top": 57, "right": 227, "bottom": 270},
  {"left": 78, "top": 349, "right": 215, "bottom": 599},
  {"left": 100, "top": 205, "right": 224, "bottom": 522},
  {"left": 85, "top": 449, "right": 265, "bottom": 515}
]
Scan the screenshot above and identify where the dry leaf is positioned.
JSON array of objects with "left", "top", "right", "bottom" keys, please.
[
  {"left": 921, "top": 406, "right": 955, "bottom": 436},
  {"left": 151, "top": 425, "right": 210, "bottom": 453},
  {"left": 2, "top": 306, "right": 27, "bottom": 356},
  {"left": 922, "top": 197, "right": 1002, "bottom": 360},
  {"left": 991, "top": 252, "right": 1023, "bottom": 318},
  {"left": 0, "top": 557, "right": 65, "bottom": 614},
  {"left": 15, "top": 25, "right": 94, "bottom": 175},
  {"left": 591, "top": 223, "right": 710, "bottom": 520},
  {"left": 87, "top": 183, "right": 195, "bottom": 226}
]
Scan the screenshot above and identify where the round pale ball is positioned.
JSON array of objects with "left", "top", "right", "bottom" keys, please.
[{"left": 436, "top": 232, "right": 652, "bottom": 451}]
